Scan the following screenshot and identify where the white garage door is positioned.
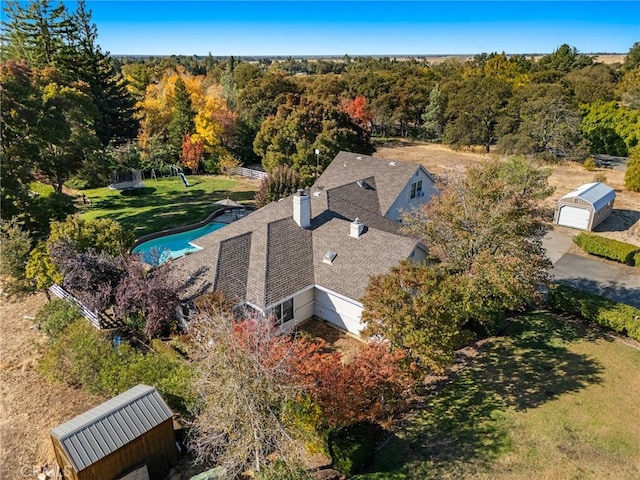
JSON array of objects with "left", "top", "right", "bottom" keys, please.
[{"left": 557, "top": 206, "right": 590, "bottom": 230}]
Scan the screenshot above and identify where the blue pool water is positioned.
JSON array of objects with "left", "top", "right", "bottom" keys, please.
[{"left": 132, "top": 222, "right": 226, "bottom": 265}]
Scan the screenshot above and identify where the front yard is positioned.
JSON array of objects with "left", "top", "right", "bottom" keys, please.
[{"left": 354, "top": 311, "right": 640, "bottom": 479}]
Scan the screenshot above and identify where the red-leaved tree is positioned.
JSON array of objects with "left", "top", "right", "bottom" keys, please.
[
  {"left": 342, "top": 96, "right": 373, "bottom": 131},
  {"left": 180, "top": 133, "right": 204, "bottom": 173}
]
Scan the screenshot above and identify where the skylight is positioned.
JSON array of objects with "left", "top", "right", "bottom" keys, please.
[{"left": 323, "top": 251, "right": 337, "bottom": 264}]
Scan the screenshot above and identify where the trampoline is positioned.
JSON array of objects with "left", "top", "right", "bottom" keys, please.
[{"left": 108, "top": 169, "right": 145, "bottom": 191}]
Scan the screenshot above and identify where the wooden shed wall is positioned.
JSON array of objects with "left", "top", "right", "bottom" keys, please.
[{"left": 54, "top": 420, "right": 177, "bottom": 480}]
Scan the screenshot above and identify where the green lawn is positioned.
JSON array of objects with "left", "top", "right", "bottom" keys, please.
[
  {"left": 355, "top": 312, "right": 640, "bottom": 480},
  {"left": 77, "top": 174, "right": 259, "bottom": 237}
]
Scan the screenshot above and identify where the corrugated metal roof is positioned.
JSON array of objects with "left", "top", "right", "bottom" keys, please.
[
  {"left": 50, "top": 384, "right": 173, "bottom": 472},
  {"left": 559, "top": 182, "right": 616, "bottom": 211}
]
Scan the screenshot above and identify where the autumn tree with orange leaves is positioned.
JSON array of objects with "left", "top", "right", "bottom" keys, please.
[
  {"left": 187, "top": 306, "right": 413, "bottom": 476},
  {"left": 180, "top": 133, "right": 204, "bottom": 173}
]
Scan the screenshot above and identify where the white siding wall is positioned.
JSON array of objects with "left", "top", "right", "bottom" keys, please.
[
  {"left": 314, "top": 287, "right": 364, "bottom": 335},
  {"left": 293, "top": 288, "right": 315, "bottom": 322},
  {"left": 386, "top": 168, "right": 438, "bottom": 221}
]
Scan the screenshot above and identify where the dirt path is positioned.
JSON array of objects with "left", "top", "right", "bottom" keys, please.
[
  {"left": 374, "top": 141, "right": 640, "bottom": 245},
  {"left": 0, "top": 294, "right": 104, "bottom": 479}
]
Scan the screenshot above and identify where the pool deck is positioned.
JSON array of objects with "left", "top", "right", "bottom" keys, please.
[{"left": 213, "top": 208, "right": 250, "bottom": 224}]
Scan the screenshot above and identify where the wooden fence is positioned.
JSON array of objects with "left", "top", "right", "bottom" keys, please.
[
  {"left": 49, "top": 284, "right": 104, "bottom": 330},
  {"left": 233, "top": 167, "right": 268, "bottom": 180}
]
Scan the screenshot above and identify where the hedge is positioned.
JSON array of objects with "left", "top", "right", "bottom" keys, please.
[
  {"left": 573, "top": 232, "right": 640, "bottom": 266},
  {"left": 328, "top": 422, "right": 378, "bottom": 476},
  {"left": 548, "top": 284, "right": 640, "bottom": 341}
]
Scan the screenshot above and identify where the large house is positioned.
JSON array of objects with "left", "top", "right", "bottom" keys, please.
[{"left": 173, "top": 151, "right": 437, "bottom": 335}]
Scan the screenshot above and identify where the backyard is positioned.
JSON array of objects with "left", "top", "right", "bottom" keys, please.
[{"left": 75, "top": 174, "right": 260, "bottom": 237}]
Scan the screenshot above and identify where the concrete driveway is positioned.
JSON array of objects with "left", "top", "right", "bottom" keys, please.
[{"left": 542, "top": 229, "right": 640, "bottom": 308}]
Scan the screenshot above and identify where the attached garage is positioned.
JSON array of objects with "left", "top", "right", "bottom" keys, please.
[{"left": 554, "top": 182, "right": 616, "bottom": 231}]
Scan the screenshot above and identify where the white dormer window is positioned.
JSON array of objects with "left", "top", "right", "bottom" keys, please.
[{"left": 410, "top": 180, "right": 423, "bottom": 200}]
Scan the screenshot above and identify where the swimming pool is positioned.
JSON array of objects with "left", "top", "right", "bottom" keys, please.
[{"left": 132, "top": 221, "right": 226, "bottom": 265}]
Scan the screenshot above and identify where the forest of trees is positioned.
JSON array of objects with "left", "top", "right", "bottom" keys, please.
[{"left": 2, "top": 0, "right": 639, "bottom": 235}]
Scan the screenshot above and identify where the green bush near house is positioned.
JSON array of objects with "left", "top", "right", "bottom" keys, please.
[
  {"left": 573, "top": 232, "right": 640, "bottom": 265},
  {"left": 34, "top": 299, "right": 82, "bottom": 337},
  {"left": 328, "top": 422, "right": 379, "bottom": 476},
  {"left": 39, "top": 319, "right": 196, "bottom": 413},
  {"left": 548, "top": 284, "right": 640, "bottom": 341}
]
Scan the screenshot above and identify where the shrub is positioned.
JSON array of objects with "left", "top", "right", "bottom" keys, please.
[
  {"left": 624, "top": 147, "right": 640, "bottom": 192},
  {"left": 35, "top": 299, "right": 82, "bottom": 337},
  {"left": 635, "top": 251, "right": 640, "bottom": 269},
  {"left": 573, "top": 232, "right": 640, "bottom": 265},
  {"left": 328, "top": 422, "right": 378, "bottom": 476},
  {"left": 548, "top": 284, "right": 640, "bottom": 341},
  {"left": 593, "top": 173, "right": 607, "bottom": 183},
  {"left": 40, "top": 318, "right": 195, "bottom": 413},
  {"left": 255, "top": 460, "right": 312, "bottom": 480},
  {"left": 583, "top": 157, "right": 597, "bottom": 171},
  {"left": 0, "top": 218, "right": 34, "bottom": 297}
]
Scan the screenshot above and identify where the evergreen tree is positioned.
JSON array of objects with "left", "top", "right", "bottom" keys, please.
[
  {"left": 168, "top": 77, "right": 195, "bottom": 159},
  {"left": 68, "top": 0, "right": 138, "bottom": 145},
  {"left": 421, "top": 84, "right": 446, "bottom": 141},
  {"left": 0, "top": 0, "right": 75, "bottom": 74}
]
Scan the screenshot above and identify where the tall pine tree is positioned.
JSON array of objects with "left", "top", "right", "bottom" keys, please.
[
  {"left": 168, "top": 77, "right": 195, "bottom": 159},
  {"left": 69, "top": 0, "right": 138, "bottom": 145}
]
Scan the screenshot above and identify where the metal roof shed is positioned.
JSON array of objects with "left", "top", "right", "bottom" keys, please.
[
  {"left": 554, "top": 182, "right": 616, "bottom": 231},
  {"left": 50, "top": 384, "right": 178, "bottom": 480}
]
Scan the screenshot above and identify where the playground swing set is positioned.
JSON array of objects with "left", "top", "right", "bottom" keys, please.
[{"left": 108, "top": 165, "right": 190, "bottom": 191}]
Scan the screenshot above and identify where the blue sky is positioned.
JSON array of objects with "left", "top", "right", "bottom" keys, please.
[{"left": 80, "top": 1, "right": 639, "bottom": 56}]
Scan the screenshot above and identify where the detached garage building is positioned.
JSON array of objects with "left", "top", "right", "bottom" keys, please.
[
  {"left": 50, "top": 384, "right": 178, "bottom": 480},
  {"left": 555, "top": 182, "right": 616, "bottom": 231}
]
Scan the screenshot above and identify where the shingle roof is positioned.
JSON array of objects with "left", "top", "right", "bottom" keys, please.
[
  {"left": 559, "top": 182, "right": 616, "bottom": 211},
  {"left": 172, "top": 152, "right": 429, "bottom": 310},
  {"left": 314, "top": 151, "right": 432, "bottom": 217},
  {"left": 50, "top": 385, "right": 173, "bottom": 472}
]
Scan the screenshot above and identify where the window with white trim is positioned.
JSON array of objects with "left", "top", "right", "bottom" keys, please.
[
  {"left": 272, "top": 298, "right": 294, "bottom": 325},
  {"left": 410, "top": 180, "right": 423, "bottom": 200}
]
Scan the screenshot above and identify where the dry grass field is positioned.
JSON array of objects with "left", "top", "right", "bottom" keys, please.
[
  {"left": 374, "top": 141, "right": 640, "bottom": 246},
  {"left": 0, "top": 294, "right": 105, "bottom": 479}
]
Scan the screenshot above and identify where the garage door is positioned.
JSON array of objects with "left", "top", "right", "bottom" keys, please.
[{"left": 557, "top": 205, "right": 590, "bottom": 230}]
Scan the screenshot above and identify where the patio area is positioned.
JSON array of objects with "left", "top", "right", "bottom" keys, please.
[{"left": 296, "top": 317, "right": 364, "bottom": 363}]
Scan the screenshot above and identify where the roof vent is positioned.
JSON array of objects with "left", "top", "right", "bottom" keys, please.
[
  {"left": 357, "top": 179, "right": 365, "bottom": 189},
  {"left": 389, "top": 161, "right": 397, "bottom": 166},
  {"left": 355, "top": 156, "right": 362, "bottom": 160},
  {"left": 350, "top": 218, "right": 364, "bottom": 238},
  {"left": 313, "top": 191, "right": 321, "bottom": 197},
  {"left": 323, "top": 250, "right": 337, "bottom": 264}
]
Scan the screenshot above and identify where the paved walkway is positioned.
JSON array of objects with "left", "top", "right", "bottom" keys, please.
[{"left": 542, "top": 229, "right": 640, "bottom": 308}]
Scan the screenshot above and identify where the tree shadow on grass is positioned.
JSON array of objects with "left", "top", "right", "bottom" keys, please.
[{"left": 359, "top": 312, "right": 605, "bottom": 479}]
